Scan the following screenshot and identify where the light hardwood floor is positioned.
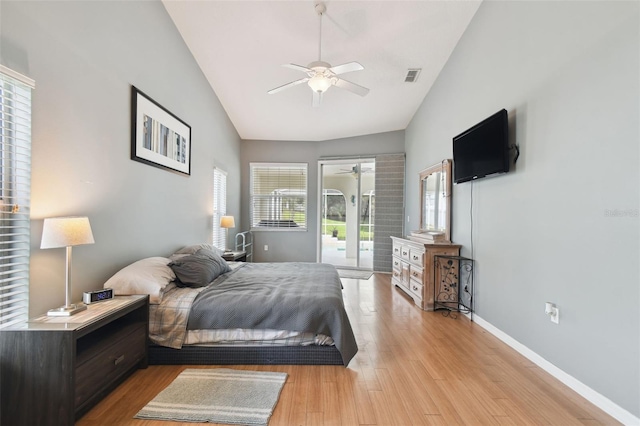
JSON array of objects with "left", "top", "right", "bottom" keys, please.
[{"left": 78, "top": 273, "right": 618, "bottom": 426}]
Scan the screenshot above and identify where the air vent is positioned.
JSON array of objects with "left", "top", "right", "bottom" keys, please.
[{"left": 404, "top": 68, "right": 421, "bottom": 83}]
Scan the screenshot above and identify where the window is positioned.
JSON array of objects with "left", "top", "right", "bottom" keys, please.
[
  {"left": 0, "top": 66, "right": 34, "bottom": 328},
  {"left": 250, "top": 163, "right": 307, "bottom": 230},
  {"left": 212, "top": 167, "right": 227, "bottom": 250}
]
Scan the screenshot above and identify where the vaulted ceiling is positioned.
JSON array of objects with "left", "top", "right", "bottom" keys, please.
[{"left": 162, "top": 1, "right": 481, "bottom": 142}]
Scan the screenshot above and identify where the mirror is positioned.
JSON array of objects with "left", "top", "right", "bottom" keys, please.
[{"left": 419, "top": 159, "right": 452, "bottom": 242}]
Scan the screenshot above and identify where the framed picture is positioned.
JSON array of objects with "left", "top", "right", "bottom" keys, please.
[{"left": 131, "top": 86, "right": 191, "bottom": 176}]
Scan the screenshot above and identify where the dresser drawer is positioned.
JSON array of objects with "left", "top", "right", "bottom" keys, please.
[
  {"left": 409, "top": 264, "right": 423, "bottom": 283},
  {"left": 392, "top": 266, "right": 402, "bottom": 281},
  {"left": 75, "top": 323, "right": 146, "bottom": 408},
  {"left": 409, "top": 279, "right": 423, "bottom": 302},
  {"left": 400, "top": 246, "right": 410, "bottom": 261},
  {"left": 392, "top": 257, "right": 402, "bottom": 270},
  {"left": 393, "top": 244, "right": 402, "bottom": 257},
  {"left": 409, "top": 248, "right": 424, "bottom": 266}
]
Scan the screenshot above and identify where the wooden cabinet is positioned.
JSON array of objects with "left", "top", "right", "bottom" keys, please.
[
  {"left": 391, "top": 237, "right": 460, "bottom": 310},
  {"left": 0, "top": 295, "right": 148, "bottom": 426}
]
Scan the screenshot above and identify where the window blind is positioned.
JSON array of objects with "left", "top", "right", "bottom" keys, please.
[
  {"left": 212, "top": 167, "right": 227, "bottom": 250},
  {"left": 250, "top": 163, "right": 307, "bottom": 230},
  {"left": 0, "top": 66, "right": 34, "bottom": 328}
]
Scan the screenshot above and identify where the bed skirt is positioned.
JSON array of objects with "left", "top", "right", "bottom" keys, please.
[{"left": 148, "top": 344, "right": 344, "bottom": 365}]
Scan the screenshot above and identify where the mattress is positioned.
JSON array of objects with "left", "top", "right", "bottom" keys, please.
[{"left": 150, "top": 262, "right": 358, "bottom": 366}]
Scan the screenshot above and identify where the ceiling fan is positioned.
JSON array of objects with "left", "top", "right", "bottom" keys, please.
[
  {"left": 267, "top": 2, "right": 369, "bottom": 107},
  {"left": 336, "top": 164, "right": 374, "bottom": 177}
]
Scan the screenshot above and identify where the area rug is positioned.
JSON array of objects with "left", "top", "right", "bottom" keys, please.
[
  {"left": 337, "top": 269, "right": 373, "bottom": 280},
  {"left": 135, "top": 368, "right": 287, "bottom": 425}
]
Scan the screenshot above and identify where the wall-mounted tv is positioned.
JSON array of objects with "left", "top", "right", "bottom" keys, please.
[{"left": 453, "top": 109, "right": 509, "bottom": 184}]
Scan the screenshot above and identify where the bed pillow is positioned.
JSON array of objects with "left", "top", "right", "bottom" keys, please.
[
  {"left": 103, "top": 257, "right": 175, "bottom": 304},
  {"left": 173, "top": 243, "right": 224, "bottom": 257},
  {"left": 168, "top": 248, "right": 231, "bottom": 288}
]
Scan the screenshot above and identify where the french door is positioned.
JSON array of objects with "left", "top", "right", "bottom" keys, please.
[{"left": 318, "top": 158, "right": 375, "bottom": 270}]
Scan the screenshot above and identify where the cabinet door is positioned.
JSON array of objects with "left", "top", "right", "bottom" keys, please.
[{"left": 401, "top": 262, "right": 410, "bottom": 290}]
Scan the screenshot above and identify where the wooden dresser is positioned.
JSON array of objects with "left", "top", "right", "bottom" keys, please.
[
  {"left": 0, "top": 295, "right": 148, "bottom": 426},
  {"left": 391, "top": 236, "right": 461, "bottom": 310}
]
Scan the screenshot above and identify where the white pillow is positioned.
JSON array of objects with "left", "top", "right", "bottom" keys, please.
[{"left": 104, "top": 257, "right": 175, "bottom": 304}]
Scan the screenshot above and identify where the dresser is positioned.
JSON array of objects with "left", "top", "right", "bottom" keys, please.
[
  {"left": 0, "top": 295, "right": 148, "bottom": 426},
  {"left": 391, "top": 236, "right": 461, "bottom": 310}
]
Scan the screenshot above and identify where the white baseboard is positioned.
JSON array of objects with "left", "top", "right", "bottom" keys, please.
[{"left": 473, "top": 315, "right": 640, "bottom": 426}]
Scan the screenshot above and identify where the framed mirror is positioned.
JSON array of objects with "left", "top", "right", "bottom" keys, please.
[{"left": 419, "top": 159, "right": 452, "bottom": 242}]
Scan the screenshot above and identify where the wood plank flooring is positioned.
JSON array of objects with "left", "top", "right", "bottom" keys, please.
[{"left": 77, "top": 273, "right": 619, "bottom": 426}]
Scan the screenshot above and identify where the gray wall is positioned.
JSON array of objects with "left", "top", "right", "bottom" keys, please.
[
  {"left": 241, "top": 131, "right": 404, "bottom": 264},
  {"left": 405, "top": 1, "right": 639, "bottom": 417},
  {"left": 1, "top": 1, "right": 241, "bottom": 317}
]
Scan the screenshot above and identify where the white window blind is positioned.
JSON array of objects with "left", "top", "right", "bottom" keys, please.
[
  {"left": 212, "top": 167, "right": 227, "bottom": 250},
  {"left": 0, "top": 66, "right": 34, "bottom": 328},
  {"left": 250, "top": 163, "right": 307, "bottom": 230}
]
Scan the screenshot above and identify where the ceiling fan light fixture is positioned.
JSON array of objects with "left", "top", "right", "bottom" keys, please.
[{"left": 308, "top": 74, "right": 332, "bottom": 93}]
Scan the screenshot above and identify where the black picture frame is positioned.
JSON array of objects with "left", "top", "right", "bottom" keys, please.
[{"left": 131, "top": 86, "right": 191, "bottom": 176}]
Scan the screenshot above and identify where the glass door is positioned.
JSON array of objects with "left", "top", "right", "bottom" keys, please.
[{"left": 319, "top": 159, "right": 375, "bottom": 270}]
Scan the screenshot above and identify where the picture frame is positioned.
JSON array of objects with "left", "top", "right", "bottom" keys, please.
[{"left": 131, "top": 86, "right": 191, "bottom": 176}]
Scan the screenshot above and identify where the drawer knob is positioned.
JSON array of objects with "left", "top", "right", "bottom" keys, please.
[
  {"left": 114, "top": 354, "right": 125, "bottom": 366},
  {"left": 413, "top": 286, "right": 418, "bottom": 291}
]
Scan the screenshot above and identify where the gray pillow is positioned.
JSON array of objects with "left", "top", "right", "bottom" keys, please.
[
  {"left": 168, "top": 248, "right": 231, "bottom": 288},
  {"left": 173, "top": 243, "right": 224, "bottom": 257}
]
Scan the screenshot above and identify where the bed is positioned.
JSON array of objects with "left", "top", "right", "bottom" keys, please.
[{"left": 103, "top": 245, "right": 358, "bottom": 366}]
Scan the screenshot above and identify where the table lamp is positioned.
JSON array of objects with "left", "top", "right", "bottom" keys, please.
[
  {"left": 41, "top": 216, "right": 95, "bottom": 316},
  {"left": 220, "top": 215, "right": 235, "bottom": 252}
]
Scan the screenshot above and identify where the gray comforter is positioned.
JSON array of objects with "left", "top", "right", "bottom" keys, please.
[{"left": 188, "top": 262, "right": 358, "bottom": 366}]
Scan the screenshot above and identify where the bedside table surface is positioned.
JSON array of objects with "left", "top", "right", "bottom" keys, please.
[
  {"left": 8, "top": 295, "right": 147, "bottom": 331},
  {"left": 222, "top": 251, "right": 246, "bottom": 260}
]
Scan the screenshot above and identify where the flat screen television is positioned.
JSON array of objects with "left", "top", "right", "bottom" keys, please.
[{"left": 453, "top": 109, "right": 509, "bottom": 184}]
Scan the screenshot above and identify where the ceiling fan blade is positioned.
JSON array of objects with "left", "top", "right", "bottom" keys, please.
[
  {"left": 329, "top": 61, "right": 364, "bottom": 75},
  {"left": 283, "top": 63, "right": 313, "bottom": 73},
  {"left": 312, "top": 91, "right": 322, "bottom": 107},
  {"left": 334, "top": 78, "right": 370, "bottom": 97},
  {"left": 267, "top": 78, "right": 309, "bottom": 95}
]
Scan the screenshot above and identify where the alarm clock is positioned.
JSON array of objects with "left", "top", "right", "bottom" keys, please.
[{"left": 83, "top": 288, "right": 114, "bottom": 304}]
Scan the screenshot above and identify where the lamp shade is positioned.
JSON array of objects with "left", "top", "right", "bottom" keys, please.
[
  {"left": 220, "top": 216, "right": 235, "bottom": 229},
  {"left": 41, "top": 217, "right": 95, "bottom": 249},
  {"left": 308, "top": 74, "right": 332, "bottom": 93}
]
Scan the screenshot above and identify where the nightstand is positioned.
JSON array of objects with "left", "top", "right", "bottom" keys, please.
[
  {"left": 222, "top": 250, "right": 247, "bottom": 262},
  {"left": 0, "top": 295, "right": 149, "bottom": 426}
]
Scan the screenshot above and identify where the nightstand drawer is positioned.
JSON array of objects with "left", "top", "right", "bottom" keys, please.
[{"left": 75, "top": 323, "right": 146, "bottom": 408}]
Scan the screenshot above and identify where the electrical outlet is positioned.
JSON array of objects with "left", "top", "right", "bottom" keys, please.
[
  {"left": 264, "top": 245, "right": 268, "bottom": 251},
  {"left": 545, "top": 302, "right": 559, "bottom": 324}
]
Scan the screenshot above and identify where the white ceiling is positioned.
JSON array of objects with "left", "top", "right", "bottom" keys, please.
[{"left": 162, "top": 0, "right": 481, "bottom": 142}]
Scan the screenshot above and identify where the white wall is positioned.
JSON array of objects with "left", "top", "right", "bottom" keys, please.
[
  {"left": 1, "top": 1, "right": 241, "bottom": 316},
  {"left": 405, "top": 1, "right": 639, "bottom": 418}
]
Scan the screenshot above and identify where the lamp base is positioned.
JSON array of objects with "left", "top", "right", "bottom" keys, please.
[{"left": 47, "top": 303, "right": 88, "bottom": 317}]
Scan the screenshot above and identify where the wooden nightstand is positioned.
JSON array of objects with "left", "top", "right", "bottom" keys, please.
[
  {"left": 222, "top": 250, "right": 247, "bottom": 262},
  {"left": 0, "top": 295, "right": 149, "bottom": 426}
]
